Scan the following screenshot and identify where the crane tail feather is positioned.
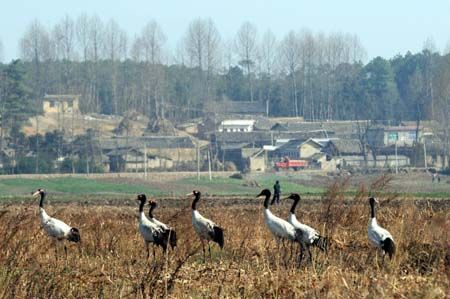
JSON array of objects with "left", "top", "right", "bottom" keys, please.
[
  {"left": 313, "top": 235, "right": 329, "bottom": 252},
  {"left": 213, "top": 226, "right": 224, "bottom": 249},
  {"left": 169, "top": 229, "right": 177, "bottom": 249},
  {"left": 382, "top": 238, "right": 396, "bottom": 259},
  {"left": 67, "top": 227, "right": 81, "bottom": 243}
]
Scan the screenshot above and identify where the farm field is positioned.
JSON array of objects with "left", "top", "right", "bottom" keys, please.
[
  {"left": 0, "top": 173, "right": 449, "bottom": 298},
  {"left": 0, "top": 171, "right": 449, "bottom": 200}
]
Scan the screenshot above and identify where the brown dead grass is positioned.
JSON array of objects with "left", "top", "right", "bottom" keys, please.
[{"left": 0, "top": 180, "right": 449, "bottom": 298}]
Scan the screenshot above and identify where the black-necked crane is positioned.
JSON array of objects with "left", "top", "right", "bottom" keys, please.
[
  {"left": 148, "top": 199, "right": 177, "bottom": 249},
  {"left": 368, "top": 197, "right": 396, "bottom": 261},
  {"left": 286, "top": 193, "right": 329, "bottom": 261},
  {"left": 136, "top": 194, "right": 171, "bottom": 259},
  {"left": 32, "top": 188, "right": 81, "bottom": 259},
  {"left": 256, "top": 189, "right": 306, "bottom": 263},
  {"left": 187, "top": 190, "right": 224, "bottom": 261}
]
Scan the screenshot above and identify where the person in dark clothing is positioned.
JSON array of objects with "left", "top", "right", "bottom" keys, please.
[{"left": 271, "top": 180, "right": 281, "bottom": 205}]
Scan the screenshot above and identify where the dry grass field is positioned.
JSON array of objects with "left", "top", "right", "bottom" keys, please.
[{"left": 0, "top": 178, "right": 449, "bottom": 298}]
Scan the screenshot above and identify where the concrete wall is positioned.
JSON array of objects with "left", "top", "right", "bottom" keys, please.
[
  {"left": 341, "top": 155, "right": 410, "bottom": 168},
  {"left": 299, "top": 142, "right": 321, "bottom": 158},
  {"left": 0, "top": 171, "right": 238, "bottom": 180},
  {"left": 145, "top": 148, "right": 197, "bottom": 161},
  {"left": 249, "top": 156, "right": 266, "bottom": 172},
  {"left": 384, "top": 130, "right": 421, "bottom": 146},
  {"left": 43, "top": 98, "right": 80, "bottom": 114}
]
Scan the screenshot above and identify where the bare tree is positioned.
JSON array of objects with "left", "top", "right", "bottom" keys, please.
[
  {"left": 140, "top": 21, "right": 166, "bottom": 64},
  {"left": 52, "top": 15, "right": 77, "bottom": 61},
  {"left": 183, "top": 18, "right": 221, "bottom": 114},
  {"left": 422, "top": 37, "right": 436, "bottom": 120},
  {"left": 184, "top": 18, "right": 221, "bottom": 72},
  {"left": 259, "top": 30, "right": 277, "bottom": 115},
  {"left": 298, "top": 29, "right": 316, "bottom": 120},
  {"left": 76, "top": 13, "right": 91, "bottom": 61},
  {"left": 103, "top": 19, "right": 127, "bottom": 114},
  {"left": 52, "top": 15, "right": 77, "bottom": 93},
  {"left": 136, "top": 20, "right": 167, "bottom": 118},
  {"left": 20, "top": 19, "right": 52, "bottom": 62},
  {"left": 279, "top": 30, "right": 301, "bottom": 117},
  {"left": 235, "top": 22, "right": 258, "bottom": 102},
  {"left": 20, "top": 20, "right": 52, "bottom": 97}
]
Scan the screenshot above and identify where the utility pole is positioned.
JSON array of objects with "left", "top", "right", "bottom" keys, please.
[
  {"left": 197, "top": 142, "right": 200, "bottom": 181},
  {"left": 35, "top": 114, "right": 39, "bottom": 174},
  {"left": 208, "top": 149, "right": 212, "bottom": 181},
  {"left": 395, "top": 140, "right": 398, "bottom": 174},
  {"left": 144, "top": 144, "right": 147, "bottom": 179},
  {"left": 423, "top": 140, "right": 428, "bottom": 169}
]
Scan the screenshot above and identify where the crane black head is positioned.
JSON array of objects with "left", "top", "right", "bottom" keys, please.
[
  {"left": 286, "top": 193, "right": 301, "bottom": 201},
  {"left": 148, "top": 199, "right": 157, "bottom": 218},
  {"left": 187, "top": 190, "right": 201, "bottom": 210},
  {"left": 256, "top": 189, "right": 271, "bottom": 198},
  {"left": 136, "top": 194, "right": 147, "bottom": 202},
  {"left": 187, "top": 190, "right": 201, "bottom": 198},
  {"left": 32, "top": 188, "right": 45, "bottom": 197},
  {"left": 257, "top": 189, "right": 272, "bottom": 209}
]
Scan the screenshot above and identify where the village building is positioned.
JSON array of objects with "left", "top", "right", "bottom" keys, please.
[
  {"left": 218, "top": 120, "right": 256, "bottom": 132},
  {"left": 299, "top": 138, "right": 331, "bottom": 158},
  {"left": 101, "top": 136, "right": 203, "bottom": 172},
  {"left": 42, "top": 94, "right": 80, "bottom": 114}
]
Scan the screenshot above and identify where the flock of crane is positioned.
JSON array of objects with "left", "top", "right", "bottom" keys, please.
[{"left": 31, "top": 187, "right": 395, "bottom": 264}]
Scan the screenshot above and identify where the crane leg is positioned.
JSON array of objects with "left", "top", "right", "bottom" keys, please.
[
  {"left": 208, "top": 243, "right": 212, "bottom": 260},
  {"left": 308, "top": 246, "right": 313, "bottom": 264},
  {"left": 298, "top": 243, "right": 305, "bottom": 267},
  {"left": 146, "top": 243, "right": 150, "bottom": 261},
  {"left": 64, "top": 245, "right": 68, "bottom": 261},
  {"left": 201, "top": 240, "right": 206, "bottom": 263},
  {"left": 54, "top": 240, "right": 58, "bottom": 262}
]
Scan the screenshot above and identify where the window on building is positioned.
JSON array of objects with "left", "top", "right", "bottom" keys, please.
[
  {"left": 408, "top": 131, "right": 416, "bottom": 140},
  {"left": 49, "top": 101, "right": 55, "bottom": 107},
  {"left": 68, "top": 101, "right": 73, "bottom": 108},
  {"left": 387, "top": 132, "right": 398, "bottom": 142}
]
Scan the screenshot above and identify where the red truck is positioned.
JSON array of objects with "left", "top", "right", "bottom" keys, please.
[{"left": 275, "top": 157, "right": 308, "bottom": 171}]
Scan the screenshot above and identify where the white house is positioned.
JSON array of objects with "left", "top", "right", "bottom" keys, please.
[
  {"left": 383, "top": 126, "right": 422, "bottom": 146},
  {"left": 218, "top": 120, "right": 256, "bottom": 132}
]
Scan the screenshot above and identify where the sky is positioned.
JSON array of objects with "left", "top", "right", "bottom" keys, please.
[{"left": 0, "top": 0, "right": 449, "bottom": 62}]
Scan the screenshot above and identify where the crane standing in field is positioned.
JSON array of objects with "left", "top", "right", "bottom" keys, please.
[
  {"left": 257, "top": 189, "right": 306, "bottom": 264},
  {"left": 32, "top": 188, "right": 81, "bottom": 260},
  {"left": 285, "top": 193, "right": 329, "bottom": 262},
  {"left": 148, "top": 199, "right": 177, "bottom": 249},
  {"left": 188, "top": 190, "right": 224, "bottom": 262},
  {"left": 136, "top": 194, "right": 171, "bottom": 260},
  {"left": 368, "top": 197, "right": 396, "bottom": 261}
]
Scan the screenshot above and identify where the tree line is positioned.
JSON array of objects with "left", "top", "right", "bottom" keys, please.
[
  {"left": 0, "top": 15, "right": 450, "bottom": 174},
  {"left": 0, "top": 15, "right": 449, "bottom": 126}
]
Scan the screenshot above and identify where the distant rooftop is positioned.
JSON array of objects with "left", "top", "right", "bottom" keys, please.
[{"left": 43, "top": 94, "right": 81, "bottom": 101}]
